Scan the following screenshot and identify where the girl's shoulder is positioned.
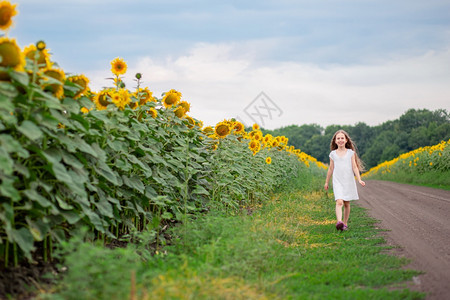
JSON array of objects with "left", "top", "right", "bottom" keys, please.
[
  {"left": 329, "top": 149, "right": 336, "bottom": 158},
  {"left": 347, "top": 148, "right": 355, "bottom": 155}
]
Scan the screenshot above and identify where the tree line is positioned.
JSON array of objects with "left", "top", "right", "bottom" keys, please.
[{"left": 262, "top": 109, "right": 450, "bottom": 169}]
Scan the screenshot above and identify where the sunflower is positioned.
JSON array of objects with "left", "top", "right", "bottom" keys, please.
[
  {"left": 80, "top": 107, "right": 91, "bottom": 114},
  {"left": 174, "top": 106, "right": 186, "bottom": 118},
  {"left": 68, "top": 74, "right": 90, "bottom": 99},
  {"left": 248, "top": 140, "right": 258, "bottom": 151},
  {"left": 232, "top": 121, "right": 245, "bottom": 133},
  {"left": 266, "top": 157, "right": 272, "bottom": 164},
  {"left": 23, "top": 44, "right": 52, "bottom": 69},
  {"left": 94, "top": 89, "right": 112, "bottom": 110},
  {"left": 252, "top": 123, "right": 260, "bottom": 131},
  {"left": 0, "top": 37, "right": 25, "bottom": 80},
  {"left": 110, "top": 57, "right": 127, "bottom": 76},
  {"left": 42, "top": 67, "right": 66, "bottom": 99},
  {"left": 203, "top": 126, "right": 214, "bottom": 136},
  {"left": 178, "top": 101, "right": 190, "bottom": 113},
  {"left": 253, "top": 131, "right": 263, "bottom": 141},
  {"left": 162, "top": 89, "right": 182, "bottom": 108},
  {"left": 111, "top": 88, "right": 131, "bottom": 110},
  {"left": 148, "top": 107, "right": 158, "bottom": 118},
  {"left": 135, "top": 87, "right": 154, "bottom": 105},
  {"left": 196, "top": 119, "right": 203, "bottom": 128},
  {"left": 0, "top": 1, "right": 18, "bottom": 31},
  {"left": 214, "top": 122, "right": 230, "bottom": 138},
  {"left": 183, "top": 115, "right": 194, "bottom": 128}
]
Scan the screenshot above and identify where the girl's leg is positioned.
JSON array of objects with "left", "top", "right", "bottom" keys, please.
[
  {"left": 335, "top": 199, "right": 344, "bottom": 222},
  {"left": 343, "top": 201, "right": 351, "bottom": 225}
]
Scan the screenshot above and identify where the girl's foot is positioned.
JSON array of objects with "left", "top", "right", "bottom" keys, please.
[
  {"left": 336, "top": 221, "right": 344, "bottom": 231},
  {"left": 343, "top": 225, "right": 348, "bottom": 231}
]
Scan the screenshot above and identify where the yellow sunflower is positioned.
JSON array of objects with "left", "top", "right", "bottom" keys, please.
[
  {"left": 232, "top": 121, "right": 245, "bottom": 133},
  {"left": 185, "top": 115, "right": 195, "bottom": 128},
  {"left": 266, "top": 157, "right": 272, "bottom": 164},
  {"left": 248, "top": 140, "right": 258, "bottom": 151},
  {"left": 203, "top": 126, "right": 214, "bottom": 136},
  {"left": 162, "top": 89, "right": 182, "bottom": 108},
  {"left": 252, "top": 123, "right": 260, "bottom": 131},
  {"left": 214, "top": 122, "right": 230, "bottom": 138},
  {"left": 23, "top": 44, "right": 52, "bottom": 69},
  {"left": 68, "top": 74, "right": 90, "bottom": 99},
  {"left": 253, "top": 131, "right": 263, "bottom": 141},
  {"left": 135, "top": 87, "right": 154, "bottom": 105},
  {"left": 0, "top": 1, "right": 18, "bottom": 31},
  {"left": 111, "top": 88, "right": 131, "bottom": 110},
  {"left": 42, "top": 67, "right": 66, "bottom": 99},
  {"left": 110, "top": 57, "right": 127, "bottom": 76},
  {"left": 174, "top": 106, "right": 186, "bottom": 118},
  {"left": 0, "top": 37, "right": 25, "bottom": 80},
  {"left": 178, "top": 101, "right": 191, "bottom": 113},
  {"left": 94, "top": 89, "right": 112, "bottom": 110},
  {"left": 148, "top": 107, "right": 158, "bottom": 118}
]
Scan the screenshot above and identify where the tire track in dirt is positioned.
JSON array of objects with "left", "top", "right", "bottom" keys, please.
[{"left": 357, "top": 180, "right": 450, "bottom": 300}]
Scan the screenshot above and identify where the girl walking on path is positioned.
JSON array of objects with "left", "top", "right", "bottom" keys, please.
[{"left": 324, "top": 130, "right": 365, "bottom": 231}]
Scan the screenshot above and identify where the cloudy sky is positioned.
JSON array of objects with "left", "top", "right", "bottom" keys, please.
[{"left": 10, "top": 0, "right": 450, "bottom": 129}]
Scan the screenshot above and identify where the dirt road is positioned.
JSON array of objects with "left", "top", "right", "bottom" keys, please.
[{"left": 357, "top": 180, "right": 450, "bottom": 300}]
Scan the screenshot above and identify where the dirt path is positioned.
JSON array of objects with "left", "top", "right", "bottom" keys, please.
[{"left": 357, "top": 180, "right": 450, "bottom": 300}]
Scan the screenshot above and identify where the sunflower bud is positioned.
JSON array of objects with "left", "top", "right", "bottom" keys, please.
[
  {"left": 36, "top": 40, "right": 46, "bottom": 51},
  {"left": 135, "top": 73, "right": 142, "bottom": 79}
]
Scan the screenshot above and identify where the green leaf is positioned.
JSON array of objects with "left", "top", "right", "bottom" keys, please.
[
  {"left": 18, "top": 120, "right": 43, "bottom": 141},
  {"left": 0, "top": 176, "right": 20, "bottom": 201},
  {"left": 0, "top": 147, "right": 13, "bottom": 175},
  {"left": 192, "top": 185, "right": 210, "bottom": 196},
  {"left": 9, "top": 70, "right": 30, "bottom": 86},
  {"left": 81, "top": 205, "right": 104, "bottom": 231},
  {"left": 0, "top": 81, "right": 18, "bottom": 98},
  {"left": 55, "top": 195, "right": 74, "bottom": 210},
  {"left": 11, "top": 227, "right": 35, "bottom": 259},
  {"left": 23, "top": 189, "right": 52, "bottom": 208},
  {"left": 61, "top": 151, "right": 84, "bottom": 169},
  {"left": 122, "top": 175, "right": 145, "bottom": 193},
  {"left": 70, "top": 113, "right": 90, "bottom": 131},
  {"left": 0, "top": 134, "right": 29, "bottom": 158},
  {"left": 33, "top": 88, "right": 63, "bottom": 109},
  {"left": 26, "top": 217, "right": 50, "bottom": 242},
  {"left": 94, "top": 162, "right": 119, "bottom": 185},
  {"left": 60, "top": 210, "right": 82, "bottom": 225},
  {"left": 73, "top": 136, "right": 97, "bottom": 157},
  {"left": 51, "top": 161, "right": 73, "bottom": 185},
  {"left": 62, "top": 98, "right": 80, "bottom": 114},
  {"left": 95, "top": 200, "right": 114, "bottom": 218}
]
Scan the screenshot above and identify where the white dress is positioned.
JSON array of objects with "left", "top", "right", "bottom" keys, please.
[{"left": 329, "top": 149, "right": 359, "bottom": 201}]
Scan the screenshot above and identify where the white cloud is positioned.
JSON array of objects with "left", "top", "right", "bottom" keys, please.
[{"left": 87, "top": 42, "right": 450, "bottom": 129}]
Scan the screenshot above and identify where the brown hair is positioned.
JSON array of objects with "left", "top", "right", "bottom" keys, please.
[{"left": 330, "top": 130, "right": 365, "bottom": 172}]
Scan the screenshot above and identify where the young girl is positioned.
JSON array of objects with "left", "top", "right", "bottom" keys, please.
[{"left": 324, "top": 130, "right": 365, "bottom": 231}]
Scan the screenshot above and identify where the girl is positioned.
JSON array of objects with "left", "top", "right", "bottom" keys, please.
[{"left": 324, "top": 130, "right": 365, "bottom": 231}]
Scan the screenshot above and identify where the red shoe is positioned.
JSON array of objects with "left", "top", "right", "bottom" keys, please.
[{"left": 336, "top": 221, "right": 344, "bottom": 231}]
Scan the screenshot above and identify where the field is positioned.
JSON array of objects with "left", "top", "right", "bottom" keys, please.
[
  {"left": 0, "top": 2, "right": 444, "bottom": 298},
  {"left": 362, "top": 139, "right": 450, "bottom": 189}
]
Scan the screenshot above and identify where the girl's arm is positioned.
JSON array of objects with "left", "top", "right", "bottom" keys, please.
[
  {"left": 324, "top": 159, "right": 334, "bottom": 190},
  {"left": 351, "top": 153, "right": 365, "bottom": 187}
]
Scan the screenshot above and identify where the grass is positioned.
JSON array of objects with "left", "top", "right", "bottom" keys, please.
[
  {"left": 366, "top": 170, "right": 450, "bottom": 190},
  {"left": 40, "top": 175, "right": 424, "bottom": 300}
]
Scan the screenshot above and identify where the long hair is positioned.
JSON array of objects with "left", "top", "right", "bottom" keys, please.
[{"left": 330, "top": 129, "right": 365, "bottom": 172}]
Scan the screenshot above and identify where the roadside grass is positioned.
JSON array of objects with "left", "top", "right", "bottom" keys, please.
[
  {"left": 41, "top": 178, "right": 424, "bottom": 300},
  {"left": 366, "top": 171, "right": 450, "bottom": 191}
]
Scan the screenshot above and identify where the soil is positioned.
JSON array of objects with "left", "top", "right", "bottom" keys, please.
[{"left": 357, "top": 180, "right": 450, "bottom": 300}]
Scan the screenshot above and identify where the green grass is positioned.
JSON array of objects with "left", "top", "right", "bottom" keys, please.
[
  {"left": 366, "top": 170, "right": 450, "bottom": 190},
  {"left": 41, "top": 178, "right": 424, "bottom": 300}
]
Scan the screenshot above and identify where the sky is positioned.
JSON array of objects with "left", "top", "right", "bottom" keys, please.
[{"left": 9, "top": 0, "right": 450, "bottom": 129}]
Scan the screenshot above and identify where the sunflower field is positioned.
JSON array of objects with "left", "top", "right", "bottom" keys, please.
[
  {"left": 0, "top": 1, "right": 326, "bottom": 267},
  {"left": 362, "top": 139, "right": 450, "bottom": 187}
]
